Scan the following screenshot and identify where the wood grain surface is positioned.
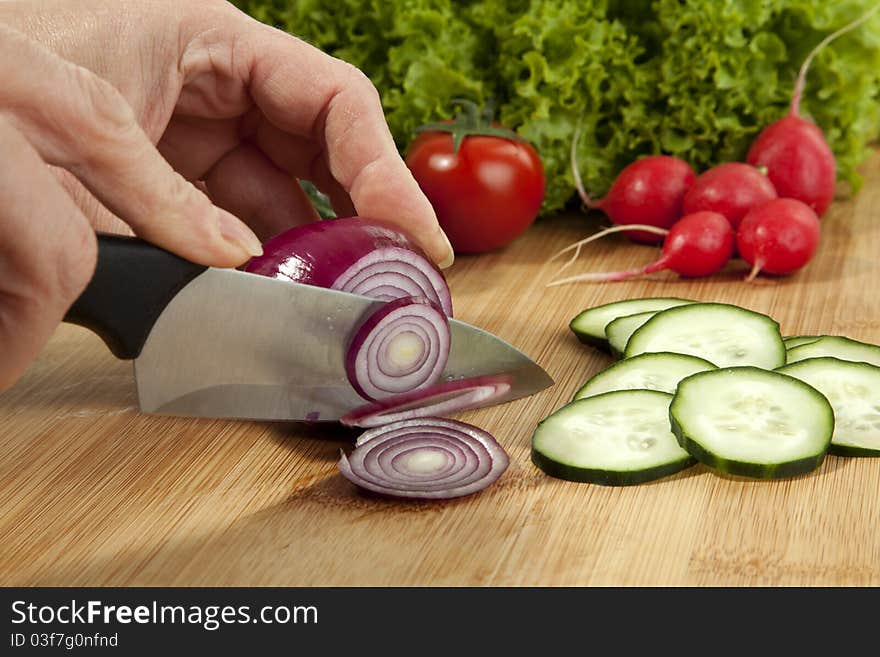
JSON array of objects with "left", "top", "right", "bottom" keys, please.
[{"left": 2, "top": 154, "right": 880, "bottom": 587}]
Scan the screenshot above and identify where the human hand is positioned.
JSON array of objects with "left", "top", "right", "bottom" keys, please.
[{"left": 0, "top": 0, "right": 452, "bottom": 391}]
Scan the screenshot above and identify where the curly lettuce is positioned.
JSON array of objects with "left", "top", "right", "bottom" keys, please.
[{"left": 232, "top": 0, "right": 880, "bottom": 214}]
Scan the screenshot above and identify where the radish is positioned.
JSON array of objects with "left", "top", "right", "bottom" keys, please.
[
  {"left": 547, "top": 211, "right": 734, "bottom": 286},
  {"left": 746, "top": 5, "right": 880, "bottom": 217},
  {"left": 571, "top": 122, "right": 695, "bottom": 244},
  {"left": 736, "top": 198, "right": 821, "bottom": 282},
  {"left": 683, "top": 162, "right": 777, "bottom": 230}
]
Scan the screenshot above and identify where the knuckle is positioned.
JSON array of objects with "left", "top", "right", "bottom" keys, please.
[
  {"left": 343, "top": 63, "right": 380, "bottom": 104},
  {"left": 65, "top": 67, "right": 140, "bottom": 162}
]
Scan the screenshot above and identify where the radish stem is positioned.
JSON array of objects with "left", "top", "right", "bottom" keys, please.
[
  {"left": 570, "top": 115, "right": 599, "bottom": 209},
  {"left": 790, "top": 3, "right": 880, "bottom": 116}
]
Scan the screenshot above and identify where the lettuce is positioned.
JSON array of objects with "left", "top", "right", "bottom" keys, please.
[{"left": 232, "top": 0, "right": 880, "bottom": 214}]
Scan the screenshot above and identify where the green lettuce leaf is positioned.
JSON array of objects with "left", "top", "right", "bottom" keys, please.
[{"left": 232, "top": 0, "right": 880, "bottom": 213}]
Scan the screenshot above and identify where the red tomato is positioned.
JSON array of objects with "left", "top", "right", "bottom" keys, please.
[{"left": 405, "top": 129, "right": 545, "bottom": 254}]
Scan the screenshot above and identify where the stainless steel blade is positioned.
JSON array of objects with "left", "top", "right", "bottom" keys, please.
[{"left": 134, "top": 268, "right": 553, "bottom": 420}]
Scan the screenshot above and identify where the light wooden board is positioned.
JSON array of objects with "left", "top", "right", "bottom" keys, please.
[{"left": 2, "top": 153, "right": 880, "bottom": 587}]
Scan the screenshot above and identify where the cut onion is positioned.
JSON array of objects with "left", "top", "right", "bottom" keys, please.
[
  {"left": 346, "top": 296, "right": 450, "bottom": 401},
  {"left": 338, "top": 417, "right": 509, "bottom": 499},
  {"left": 242, "top": 216, "right": 453, "bottom": 316},
  {"left": 341, "top": 374, "right": 513, "bottom": 427}
]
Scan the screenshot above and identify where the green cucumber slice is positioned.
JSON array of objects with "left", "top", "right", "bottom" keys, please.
[
  {"left": 785, "top": 335, "right": 880, "bottom": 367},
  {"left": 573, "top": 352, "right": 716, "bottom": 400},
  {"left": 669, "top": 367, "right": 833, "bottom": 479},
  {"left": 569, "top": 297, "right": 694, "bottom": 351},
  {"left": 625, "top": 302, "right": 785, "bottom": 369},
  {"left": 605, "top": 311, "right": 658, "bottom": 357},
  {"left": 531, "top": 390, "right": 695, "bottom": 485},
  {"left": 777, "top": 357, "right": 880, "bottom": 457},
  {"left": 783, "top": 335, "right": 821, "bottom": 349}
]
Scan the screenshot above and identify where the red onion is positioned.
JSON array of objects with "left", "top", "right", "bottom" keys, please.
[
  {"left": 346, "top": 296, "right": 450, "bottom": 401},
  {"left": 338, "top": 417, "right": 509, "bottom": 499},
  {"left": 341, "top": 374, "right": 513, "bottom": 428},
  {"left": 242, "top": 216, "right": 453, "bottom": 316}
]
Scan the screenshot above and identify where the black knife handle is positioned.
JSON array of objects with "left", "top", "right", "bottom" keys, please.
[{"left": 63, "top": 234, "right": 208, "bottom": 360}]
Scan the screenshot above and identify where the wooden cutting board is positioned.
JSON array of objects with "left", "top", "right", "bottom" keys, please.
[{"left": 2, "top": 153, "right": 880, "bottom": 587}]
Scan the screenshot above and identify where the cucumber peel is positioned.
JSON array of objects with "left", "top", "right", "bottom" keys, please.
[
  {"left": 669, "top": 367, "right": 833, "bottom": 479},
  {"left": 532, "top": 390, "right": 695, "bottom": 486},
  {"left": 569, "top": 297, "right": 694, "bottom": 351}
]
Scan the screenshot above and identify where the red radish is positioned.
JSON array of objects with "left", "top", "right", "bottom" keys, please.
[
  {"left": 736, "top": 198, "right": 821, "bottom": 281},
  {"left": 547, "top": 211, "right": 734, "bottom": 286},
  {"left": 571, "top": 123, "right": 695, "bottom": 244},
  {"left": 683, "top": 162, "right": 777, "bottom": 230},
  {"left": 746, "top": 5, "right": 880, "bottom": 217}
]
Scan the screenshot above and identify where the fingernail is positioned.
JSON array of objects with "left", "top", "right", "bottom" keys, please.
[
  {"left": 436, "top": 229, "right": 455, "bottom": 269},
  {"left": 217, "top": 209, "right": 263, "bottom": 258}
]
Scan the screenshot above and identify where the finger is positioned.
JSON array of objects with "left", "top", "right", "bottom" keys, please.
[
  {"left": 0, "top": 25, "right": 261, "bottom": 268},
  {"left": 250, "top": 118, "right": 356, "bottom": 218},
  {"left": 219, "top": 24, "right": 454, "bottom": 267},
  {"left": 0, "top": 117, "right": 97, "bottom": 392},
  {"left": 203, "top": 144, "right": 319, "bottom": 239},
  {"left": 158, "top": 115, "right": 241, "bottom": 181}
]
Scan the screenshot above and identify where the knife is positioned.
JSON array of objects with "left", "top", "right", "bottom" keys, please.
[{"left": 62, "top": 234, "right": 554, "bottom": 421}]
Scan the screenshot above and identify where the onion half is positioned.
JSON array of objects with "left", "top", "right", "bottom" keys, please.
[
  {"left": 346, "top": 296, "right": 450, "bottom": 401},
  {"left": 338, "top": 417, "right": 510, "bottom": 499},
  {"left": 341, "top": 374, "right": 513, "bottom": 427},
  {"left": 242, "top": 217, "right": 453, "bottom": 316}
]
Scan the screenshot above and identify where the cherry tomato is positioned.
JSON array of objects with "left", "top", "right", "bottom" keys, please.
[{"left": 405, "top": 104, "right": 545, "bottom": 255}]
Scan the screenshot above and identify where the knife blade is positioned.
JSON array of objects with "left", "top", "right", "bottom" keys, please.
[{"left": 63, "top": 234, "right": 553, "bottom": 421}]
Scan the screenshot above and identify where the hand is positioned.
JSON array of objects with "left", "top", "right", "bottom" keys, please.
[{"left": 0, "top": 0, "right": 452, "bottom": 392}]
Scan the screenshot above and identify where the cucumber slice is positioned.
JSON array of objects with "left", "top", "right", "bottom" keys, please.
[
  {"left": 569, "top": 297, "right": 694, "bottom": 351},
  {"left": 531, "top": 390, "right": 695, "bottom": 485},
  {"left": 670, "top": 367, "right": 833, "bottom": 479},
  {"left": 573, "top": 352, "right": 716, "bottom": 400},
  {"left": 783, "top": 335, "right": 821, "bottom": 349},
  {"left": 625, "top": 302, "right": 785, "bottom": 369},
  {"left": 605, "top": 311, "right": 658, "bottom": 357},
  {"left": 777, "top": 357, "right": 880, "bottom": 457},
  {"left": 785, "top": 335, "right": 880, "bottom": 367}
]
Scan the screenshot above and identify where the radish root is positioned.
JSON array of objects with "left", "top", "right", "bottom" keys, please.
[
  {"left": 745, "top": 260, "right": 763, "bottom": 283},
  {"left": 546, "top": 223, "right": 670, "bottom": 284},
  {"left": 547, "top": 262, "right": 662, "bottom": 287},
  {"left": 790, "top": 3, "right": 880, "bottom": 116}
]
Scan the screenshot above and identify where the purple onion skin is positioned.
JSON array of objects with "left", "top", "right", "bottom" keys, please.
[
  {"left": 346, "top": 296, "right": 450, "bottom": 402},
  {"left": 242, "top": 217, "right": 452, "bottom": 315},
  {"left": 243, "top": 217, "right": 409, "bottom": 286}
]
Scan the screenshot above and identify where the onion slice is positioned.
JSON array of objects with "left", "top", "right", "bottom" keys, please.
[
  {"left": 338, "top": 417, "right": 509, "bottom": 499},
  {"left": 346, "top": 296, "right": 450, "bottom": 401},
  {"left": 341, "top": 374, "right": 513, "bottom": 427},
  {"left": 242, "top": 216, "right": 453, "bottom": 316}
]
